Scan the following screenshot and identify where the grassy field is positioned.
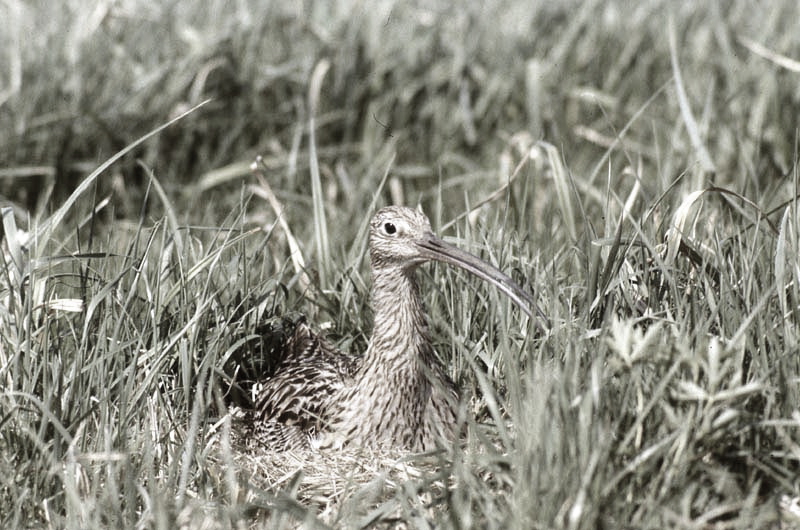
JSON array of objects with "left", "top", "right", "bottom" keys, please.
[{"left": 2, "top": 0, "right": 800, "bottom": 528}]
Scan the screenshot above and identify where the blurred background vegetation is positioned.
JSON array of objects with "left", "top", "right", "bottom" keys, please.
[{"left": 3, "top": 1, "right": 797, "bottom": 226}]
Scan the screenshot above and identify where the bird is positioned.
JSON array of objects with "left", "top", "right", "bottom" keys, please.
[{"left": 253, "top": 206, "right": 546, "bottom": 452}]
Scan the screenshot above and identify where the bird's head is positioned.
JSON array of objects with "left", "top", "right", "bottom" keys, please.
[
  {"left": 369, "top": 206, "right": 433, "bottom": 270},
  {"left": 368, "top": 205, "right": 548, "bottom": 328}
]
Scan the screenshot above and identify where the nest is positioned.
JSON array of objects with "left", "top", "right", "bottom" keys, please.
[{"left": 202, "top": 410, "right": 454, "bottom": 528}]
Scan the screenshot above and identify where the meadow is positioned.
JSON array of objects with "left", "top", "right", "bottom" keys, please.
[{"left": 1, "top": 1, "right": 799, "bottom": 528}]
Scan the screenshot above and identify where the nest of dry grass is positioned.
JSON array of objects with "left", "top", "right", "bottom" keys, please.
[{"left": 203, "top": 411, "right": 455, "bottom": 528}]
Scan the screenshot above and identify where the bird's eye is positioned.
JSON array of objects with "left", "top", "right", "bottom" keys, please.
[{"left": 384, "top": 222, "right": 397, "bottom": 235}]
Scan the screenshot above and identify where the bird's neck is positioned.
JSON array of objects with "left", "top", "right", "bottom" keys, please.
[
  {"left": 366, "top": 266, "right": 434, "bottom": 368},
  {"left": 326, "top": 264, "right": 456, "bottom": 450}
]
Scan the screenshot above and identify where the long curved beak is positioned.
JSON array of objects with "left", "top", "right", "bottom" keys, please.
[{"left": 416, "top": 232, "right": 550, "bottom": 332}]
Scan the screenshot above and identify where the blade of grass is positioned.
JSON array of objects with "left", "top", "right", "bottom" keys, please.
[
  {"left": 668, "top": 16, "right": 715, "bottom": 174},
  {"left": 308, "top": 60, "right": 331, "bottom": 289}
]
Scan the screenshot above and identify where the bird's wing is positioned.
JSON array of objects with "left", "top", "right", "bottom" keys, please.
[
  {"left": 249, "top": 420, "right": 314, "bottom": 452},
  {"left": 255, "top": 321, "right": 355, "bottom": 431}
]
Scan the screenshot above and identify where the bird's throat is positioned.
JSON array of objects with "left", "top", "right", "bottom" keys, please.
[{"left": 367, "top": 267, "right": 432, "bottom": 367}]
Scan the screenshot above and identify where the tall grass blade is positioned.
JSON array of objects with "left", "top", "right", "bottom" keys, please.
[
  {"left": 538, "top": 141, "right": 577, "bottom": 241},
  {"left": 1, "top": 207, "right": 24, "bottom": 278},
  {"left": 668, "top": 17, "right": 715, "bottom": 174},
  {"left": 776, "top": 207, "right": 791, "bottom": 320},
  {"left": 308, "top": 60, "right": 332, "bottom": 288}
]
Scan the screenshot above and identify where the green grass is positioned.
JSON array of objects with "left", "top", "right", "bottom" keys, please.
[{"left": 2, "top": 0, "right": 800, "bottom": 528}]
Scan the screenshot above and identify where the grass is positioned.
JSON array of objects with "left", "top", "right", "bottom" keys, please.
[{"left": 2, "top": 0, "right": 800, "bottom": 528}]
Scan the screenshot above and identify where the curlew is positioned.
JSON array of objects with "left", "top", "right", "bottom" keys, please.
[{"left": 254, "top": 206, "right": 546, "bottom": 451}]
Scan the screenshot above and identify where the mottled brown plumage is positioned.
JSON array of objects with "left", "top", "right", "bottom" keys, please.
[{"left": 254, "top": 206, "right": 545, "bottom": 451}]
